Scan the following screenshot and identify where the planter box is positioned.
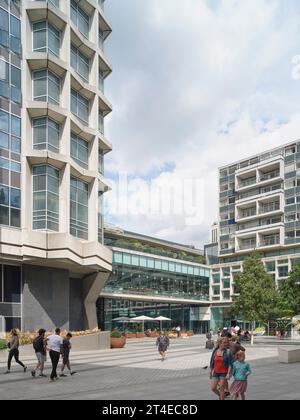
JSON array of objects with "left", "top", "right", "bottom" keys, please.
[
  {"left": 0, "top": 332, "right": 111, "bottom": 358},
  {"left": 125, "top": 333, "right": 137, "bottom": 339},
  {"left": 146, "top": 332, "right": 159, "bottom": 338},
  {"left": 278, "top": 347, "right": 300, "bottom": 363},
  {"left": 111, "top": 337, "right": 126, "bottom": 349},
  {"left": 136, "top": 333, "right": 145, "bottom": 338},
  {"left": 0, "top": 348, "right": 7, "bottom": 362}
]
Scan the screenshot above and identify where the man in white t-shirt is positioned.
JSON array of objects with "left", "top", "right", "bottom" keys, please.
[{"left": 46, "top": 328, "right": 63, "bottom": 381}]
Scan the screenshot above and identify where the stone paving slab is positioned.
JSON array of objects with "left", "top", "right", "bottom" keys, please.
[{"left": 0, "top": 336, "right": 299, "bottom": 400}]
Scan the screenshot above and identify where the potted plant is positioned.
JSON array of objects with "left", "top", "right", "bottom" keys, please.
[
  {"left": 187, "top": 331, "right": 194, "bottom": 337},
  {"left": 110, "top": 330, "right": 126, "bottom": 348}
]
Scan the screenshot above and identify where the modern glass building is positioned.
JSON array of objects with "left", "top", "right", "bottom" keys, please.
[
  {"left": 98, "top": 227, "right": 211, "bottom": 333},
  {"left": 209, "top": 140, "right": 300, "bottom": 329},
  {"left": 0, "top": 0, "right": 112, "bottom": 331}
]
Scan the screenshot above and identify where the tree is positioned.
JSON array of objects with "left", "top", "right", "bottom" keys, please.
[
  {"left": 232, "top": 252, "right": 279, "bottom": 344},
  {"left": 279, "top": 264, "right": 300, "bottom": 317}
]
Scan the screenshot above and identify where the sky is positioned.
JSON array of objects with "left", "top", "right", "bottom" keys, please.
[{"left": 103, "top": 0, "right": 300, "bottom": 248}]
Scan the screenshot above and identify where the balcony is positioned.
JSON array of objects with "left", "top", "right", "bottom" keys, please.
[
  {"left": 238, "top": 177, "right": 257, "bottom": 189},
  {"left": 260, "top": 235, "right": 280, "bottom": 247},
  {"left": 235, "top": 157, "right": 283, "bottom": 193},
  {"left": 259, "top": 170, "right": 279, "bottom": 182},
  {"left": 259, "top": 202, "right": 280, "bottom": 215},
  {"left": 238, "top": 241, "right": 257, "bottom": 251}
]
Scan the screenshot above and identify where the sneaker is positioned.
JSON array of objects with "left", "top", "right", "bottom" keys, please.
[
  {"left": 24, "top": 366, "right": 27, "bottom": 373},
  {"left": 31, "top": 370, "right": 36, "bottom": 378},
  {"left": 4, "top": 371, "right": 10, "bottom": 374},
  {"left": 59, "top": 374, "right": 67, "bottom": 377},
  {"left": 70, "top": 371, "right": 77, "bottom": 376},
  {"left": 39, "top": 374, "right": 47, "bottom": 378}
]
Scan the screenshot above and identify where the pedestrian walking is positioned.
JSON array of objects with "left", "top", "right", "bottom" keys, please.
[
  {"left": 230, "top": 336, "right": 246, "bottom": 360},
  {"left": 175, "top": 325, "right": 181, "bottom": 338},
  {"left": 5, "top": 329, "right": 27, "bottom": 374},
  {"left": 229, "top": 351, "right": 252, "bottom": 400},
  {"left": 46, "top": 328, "right": 63, "bottom": 381},
  {"left": 31, "top": 328, "right": 47, "bottom": 378},
  {"left": 156, "top": 331, "right": 170, "bottom": 361},
  {"left": 60, "top": 333, "right": 76, "bottom": 377},
  {"left": 210, "top": 338, "right": 233, "bottom": 400}
]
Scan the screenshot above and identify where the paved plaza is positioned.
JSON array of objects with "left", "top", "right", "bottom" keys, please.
[{"left": 0, "top": 336, "right": 299, "bottom": 400}]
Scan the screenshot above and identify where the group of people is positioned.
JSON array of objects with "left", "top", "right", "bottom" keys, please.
[
  {"left": 4, "top": 328, "right": 76, "bottom": 381},
  {"left": 217, "top": 326, "right": 251, "bottom": 341},
  {"left": 210, "top": 333, "right": 251, "bottom": 400}
]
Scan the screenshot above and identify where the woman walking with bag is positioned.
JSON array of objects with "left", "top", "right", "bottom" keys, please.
[{"left": 5, "top": 329, "right": 27, "bottom": 374}]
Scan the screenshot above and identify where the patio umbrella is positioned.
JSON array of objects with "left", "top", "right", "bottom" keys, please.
[
  {"left": 130, "top": 315, "right": 155, "bottom": 331},
  {"left": 154, "top": 316, "right": 172, "bottom": 331},
  {"left": 112, "top": 317, "right": 131, "bottom": 322}
]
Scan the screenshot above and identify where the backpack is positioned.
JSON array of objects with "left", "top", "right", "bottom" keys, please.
[{"left": 33, "top": 336, "right": 43, "bottom": 352}]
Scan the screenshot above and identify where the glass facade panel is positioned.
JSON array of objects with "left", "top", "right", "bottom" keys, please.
[
  {"left": 71, "top": 89, "right": 89, "bottom": 124},
  {"left": 98, "top": 191, "right": 103, "bottom": 244},
  {"left": 0, "top": 108, "right": 21, "bottom": 228},
  {"left": 33, "top": 117, "right": 60, "bottom": 153},
  {"left": 70, "top": 177, "right": 88, "bottom": 240},
  {"left": 103, "top": 251, "right": 210, "bottom": 302},
  {"left": 71, "top": 43, "right": 89, "bottom": 82},
  {"left": 70, "top": 0, "right": 89, "bottom": 39},
  {"left": 33, "top": 165, "right": 59, "bottom": 231},
  {"left": 32, "top": 21, "right": 60, "bottom": 57},
  {"left": 33, "top": 69, "right": 60, "bottom": 105},
  {"left": 70, "top": 132, "right": 88, "bottom": 168}
]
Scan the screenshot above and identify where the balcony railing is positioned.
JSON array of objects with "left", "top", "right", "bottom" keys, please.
[
  {"left": 240, "top": 208, "right": 257, "bottom": 218},
  {"left": 260, "top": 236, "right": 280, "bottom": 247},
  {"left": 259, "top": 170, "right": 280, "bottom": 182},
  {"left": 238, "top": 178, "right": 257, "bottom": 188},
  {"left": 238, "top": 242, "right": 257, "bottom": 250},
  {"left": 259, "top": 203, "right": 280, "bottom": 214}
]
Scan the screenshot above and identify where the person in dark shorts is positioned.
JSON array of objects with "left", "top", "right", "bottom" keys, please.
[
  {"left": 156, "top": 331, "right": 170, "bottom": 361},
  {"left": 60, "top": 333, "right": 76, "bottom": 377},
  {"left": 31, "top": 329, "right": 47, "bottom": 378}
]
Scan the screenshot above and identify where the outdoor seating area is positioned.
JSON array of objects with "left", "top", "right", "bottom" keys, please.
[{"left": 112, "top": 315, "right": 194, "bottom": 338}]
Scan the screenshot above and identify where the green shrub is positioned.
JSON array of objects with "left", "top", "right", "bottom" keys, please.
[
  {"left": 0, "top": 339, "right": 7, "bottom": 350},
  {"left": 110, "top": 330, "right": 123, "bottom": 338}
]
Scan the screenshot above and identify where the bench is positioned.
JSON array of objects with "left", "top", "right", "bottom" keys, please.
[{"left": 278, "top": 347, "right": 300, "bottom": 363}]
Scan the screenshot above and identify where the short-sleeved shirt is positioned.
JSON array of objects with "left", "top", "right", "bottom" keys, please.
[
  {"left": 62, "top": 339, "right": 71, "bottom": 356},
  {"left": 47, "top": 334, "right": 63, "bottom": 353}
]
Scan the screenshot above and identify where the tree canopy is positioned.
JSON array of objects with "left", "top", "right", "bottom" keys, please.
[
  {"left": 278, "top": 264, "right": 300, "bottom": 317},
  {"left": 232, "top": 252, "right": 280, "bottom": 325}
]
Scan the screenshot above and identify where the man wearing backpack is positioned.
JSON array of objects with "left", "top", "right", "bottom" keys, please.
[{"left": 31, "top": 329, "right": 47, "bottom": 378}]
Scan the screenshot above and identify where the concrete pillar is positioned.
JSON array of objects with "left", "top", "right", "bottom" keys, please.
[{"left": 82, "top": 271, "right": 110, "bottom": 330}]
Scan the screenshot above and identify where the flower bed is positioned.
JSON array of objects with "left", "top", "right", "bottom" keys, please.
[
  {"left": 4, "top": 328, "right": 100, "bottom": 346},
  {"left": 0, "top": 339, "right": 7, "bottom": 350}
]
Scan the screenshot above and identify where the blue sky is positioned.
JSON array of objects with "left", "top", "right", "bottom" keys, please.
[{"left": 103, "top": 0, "right": 300, "bottom": 247}]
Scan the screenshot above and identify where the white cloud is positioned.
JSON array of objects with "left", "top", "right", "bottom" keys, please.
[{"left": 104, "top": 0, "right": 300, "bottom": 247}]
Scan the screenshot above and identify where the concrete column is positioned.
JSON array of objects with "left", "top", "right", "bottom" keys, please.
[{"left": 82, "top": 271, "right": 110, "bottom": 330}]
